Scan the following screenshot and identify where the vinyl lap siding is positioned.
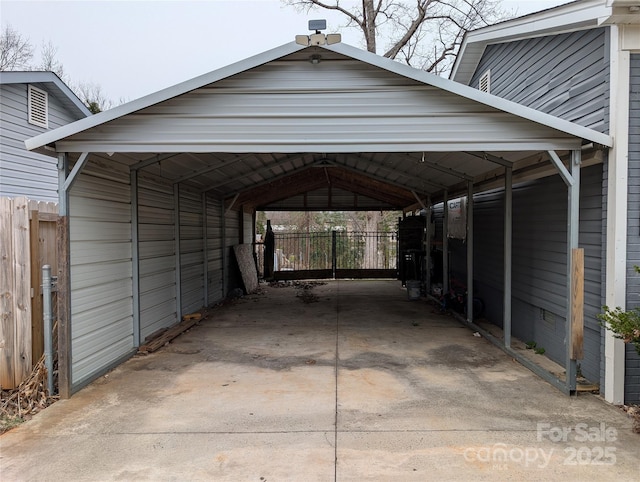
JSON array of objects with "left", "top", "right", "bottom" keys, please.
[
  {"left": 625, "top": 55, "right": 640, "bottom": 404},
  {"left": 444, "top": 165, "right": 603, "bottom": 383},
  {"left": 0, "top": 83, "right": 78, "bottom": 201},
  {"left": 137, "top": 172, "right": 178, "bottom": 341},
  {"left": 69, "top": 158, "right": 133, "bottom": 389},
  {"left": 470, "top": 28, "right": 609, "bottom": 133}
]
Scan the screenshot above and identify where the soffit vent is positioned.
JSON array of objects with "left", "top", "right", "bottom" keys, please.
[
  {"left": 28, "top": 85, "right": 49, "bottom": 128},
  {"left": 479, "top": 69, "right": 491, "bottom": 94}
]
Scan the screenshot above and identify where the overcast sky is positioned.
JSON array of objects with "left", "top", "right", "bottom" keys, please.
[{"left": 1, "top": 0, "right": 572, "bottom": 102}]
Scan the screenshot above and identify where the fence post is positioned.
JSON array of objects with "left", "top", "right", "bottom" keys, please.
[
  {"left": 42, "top": 265, "right": 54, "bottom": 396},
  {"left": 331, "top": 230, "right": 337, "bottom": 279}
]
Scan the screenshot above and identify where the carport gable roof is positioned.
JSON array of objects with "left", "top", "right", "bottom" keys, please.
[{"left": 26, "top": 40, "right": 612, "bottom": 155}]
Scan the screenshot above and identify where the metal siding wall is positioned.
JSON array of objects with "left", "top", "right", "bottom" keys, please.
[
  {"left": 445, "top": 165, "right": 603, "bottom": 383},
  {"left": 69, "top": 159, "right": 133, "bottom": 388},
  {"left": 625, "top": 55, "right": 640, "bottom": 403},
  {"left": 180, "top": 187, "right": 205, "bottom": 314},
  {"left": 60, "top": 56, "right": 583, "bottom": 152},
  {"left": 0, "top": 83, "right": 78, "bottom": 202},
  {"left": 206, "top": 196, "right": 224, "bottom": 303},
  {"left": 242, "top": 210, "right": 253, "bottom": 244},
  {"left": 470, "top": 28, "right": 609, "bottom": 133},
  {"left": 137, "top": 172, "right": 178, "bottom": 341}
]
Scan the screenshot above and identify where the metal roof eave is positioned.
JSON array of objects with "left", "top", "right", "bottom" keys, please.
[
  {"left": 25, "top": 42, "right": 307, "bottom": 153},
  {"left": 324, "top": 43, "right": 612, "bottom": 148},
  {"left": 26, "top": 39, "right": 612, "bottom": 154}
]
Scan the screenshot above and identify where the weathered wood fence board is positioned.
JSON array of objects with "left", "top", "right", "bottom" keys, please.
[
  {"left": 0, "top": 197, "right": 58, "bottom": 390},
  {"left": 1, "top": 197, "right": 16, "bottom": 389},
  {"left": 29, "top": 201, "right": 59, "bottom": 364}
]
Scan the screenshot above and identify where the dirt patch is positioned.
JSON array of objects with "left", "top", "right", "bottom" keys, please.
[
  {"left": 428, "top": 344, "right": 501, "bottom": 368},
  {"left": 269, "top": 280, "right": 327, "bottom": 304}
]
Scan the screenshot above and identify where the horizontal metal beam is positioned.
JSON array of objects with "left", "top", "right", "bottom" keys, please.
[
  {"left": 342, "top": 153, "right": 445, "bottom": 191},
  {"left": 130, "top": 153, "right": 182, "bottom": 171},
  {"left": 464, "top": 151, "right": 513, "bottom": 167},
  {"left": 407, "top": 153, "right": 474, "bottom": 181},
  {"left": 209, "top": 154, "right": 307, "bottom": 190},
  {"left": 175, "top": 153, "right": 254, "bottom": 185}
]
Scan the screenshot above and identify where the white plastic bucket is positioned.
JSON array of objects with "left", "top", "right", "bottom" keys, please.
[{"left": 406, "top": 280, "right": 421, "bottom": 300}]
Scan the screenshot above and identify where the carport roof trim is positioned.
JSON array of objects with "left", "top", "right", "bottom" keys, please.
[{"left": 25, "top": 40, "right": 612, "bottom": 153}]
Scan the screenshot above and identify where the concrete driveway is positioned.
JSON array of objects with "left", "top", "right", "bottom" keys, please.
[{"left": 1, "top": 280, "right": 638, "bottom": 481}]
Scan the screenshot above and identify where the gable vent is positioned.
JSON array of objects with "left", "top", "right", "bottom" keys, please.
[
  {"left": 479, "top": 69, "right": 491, "bottom": 94},
  {"left": 28, "top": 85, "right": 49, "bottom": 128}
]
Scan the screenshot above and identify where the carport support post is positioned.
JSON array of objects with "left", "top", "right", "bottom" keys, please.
[
  {"left": 443, "top": 190, "right": 449, "bottom": 294},
  {"left": 131, "top": 170, "right": 140, "bottom": 347},
  {"left": 504, "top": 167, "right": 513, "bottom": 348},
  {"left": 57, "top": 153, "right": 71, "bottom": 398},
  {"left": 174, "top": 184, "right": 182, "bottom": 319},
  {"left": 202, "top": 192, "right": 208, "bottom": 307},
  {"left": 425, "top": 196, "right": 432, "bottom": 294},
  {"left": 466, "top": 182, "right": 474, "bottom": 322},
  {"left": 221, "top": 198, "right": 227, "bottom": 295},
  {"left": 565, "top": 149, "right": 581, "bottom": 393}
]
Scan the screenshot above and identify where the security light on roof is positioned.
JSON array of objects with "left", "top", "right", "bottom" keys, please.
[
  {"left": 309, "top": 20, "right": 326, "bottom": 32},
  {"left": 295, "top": 21, "right": 341, "bottom": 47}
]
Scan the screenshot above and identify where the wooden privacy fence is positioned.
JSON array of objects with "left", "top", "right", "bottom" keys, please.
[{"left": 1, "top": 197, "right": 58, "bottom": 390}]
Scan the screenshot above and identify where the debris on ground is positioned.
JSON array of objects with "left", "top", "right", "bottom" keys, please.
[
  {"left": 1, "top": 320, "right": 59, "bottom": 434},
  {"left": 227, "top": 288, "right": 244, "bottom": 299},
  {"left": 623, "top": 405, "right": 640, "bottom": 434},
  {"left": 138, "top": 314, "right": 204, "bottom": 354},
  {"left": 267, "top": 280, "right": 326, "bottom": 303},
  {"left": 0, "top": 354, "right": 58, "bottom": 434}
]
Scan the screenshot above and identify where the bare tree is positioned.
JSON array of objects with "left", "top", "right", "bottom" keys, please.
[
  {"left": 37, "top": 40, "right": 66, "bottom": 80},
  {"left": 284, "top": 0, "right": 506, "bottom": 74},
  {"left": 76, "top": 81, "right": 113, "bottom": 114},
  {"left": 0, "top": 24, "right": 34, "bottom": 71}
]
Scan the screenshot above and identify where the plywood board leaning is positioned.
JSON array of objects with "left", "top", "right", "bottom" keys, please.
[{"left": 233, "top": 244, "right": 258, "bottom": 294}]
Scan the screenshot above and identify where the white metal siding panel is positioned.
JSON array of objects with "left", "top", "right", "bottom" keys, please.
[
  {"left": 469, "top": 28, "right": 609, "bottom": 133},
  {"left": 206, "top": 196, "right": 224, "bottom": 303},
  {"left": 625, "top": 55, "right": 640, "bottom": 403},
  {"left": 55, "top": 57, "right": 584, "bottom": 153},
  {"left": 180, "top": 187, "right": 204, "bottom": 314},
  {"left": 69, "top": 159, "right": 133, "bottom": 388},
  {"left": 0, "top": 83, "right": 79, "bottom": 201},
  {"left": 137, "top": 172, "right": 178, "bottom": 341}
]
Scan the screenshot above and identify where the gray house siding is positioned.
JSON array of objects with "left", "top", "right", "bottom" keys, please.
[
  {"left": 434, "top": 165, "right": 604, "bottom": 384},
  {"left": 469, "top": 28, "right": 609, "bottom": 133},
  {"left": 0, "top": 82, "right": 80, "bottom": 202},
  {"left": 625, "top": 54, "right": 640, "bottom": 404}
]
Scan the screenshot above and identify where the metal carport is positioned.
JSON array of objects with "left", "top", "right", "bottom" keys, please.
[{"left": 26, "top": 36, "right": 612, "bottom": 398}]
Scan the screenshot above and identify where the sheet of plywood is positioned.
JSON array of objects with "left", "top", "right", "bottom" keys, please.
[{"left": 233, "top": 244, "right": 258, "bottom": 294}]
